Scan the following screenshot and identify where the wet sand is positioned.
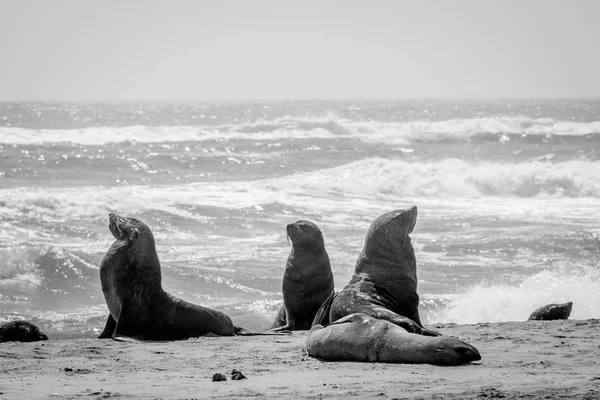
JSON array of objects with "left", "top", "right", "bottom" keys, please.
[{"left": 1, "top": 319, "right": 599, "bottom": 399}]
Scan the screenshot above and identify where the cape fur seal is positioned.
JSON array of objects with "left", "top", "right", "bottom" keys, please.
[
  {"left": 307, "top": 313, "right": 481, "bottom": 365},
  {"left": 314, "top": 206, "right": 437, "bottom": 336},
  {"left": 528, "top": 301, "right": 573, "bottom": 321},
  {"left": 99, "top": 213, "right": 236, "bottom": 340},
  {"left": 270, "top": 220, "right": 334, "bottom": 331},
  {"left": 0, "top": 321, "right": 49, "bottom": 342}
]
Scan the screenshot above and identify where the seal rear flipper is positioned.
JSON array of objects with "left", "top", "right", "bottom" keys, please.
[
  {"left": 269, "top": 304, "right": 287, "bottom": 330},
  {"left": 98, "top": 314, "right": 117, "bottom": 339},
  {"left": 234, "top": 326, "right": 291, "bottom": 335},
  {"left": 311, "top": 290, "right": 337, "bottom": 327}
]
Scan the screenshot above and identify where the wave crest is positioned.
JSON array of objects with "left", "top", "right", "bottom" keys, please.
[
  {"left": 0, "top": 159, "right": 598, "bottom": 231},
  {"left": 281, "top": 158, "right": 600, "bottom": 198},
  {"left": 1, "top": 115, "right": 598, "bottom": 145}
]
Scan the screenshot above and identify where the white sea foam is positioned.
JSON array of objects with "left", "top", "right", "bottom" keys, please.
[
  {"left": 345, "top": 116, "right": 600, "bottom": 144},
  {"left": 0, "top": 158, "right": 598, "bottom": 232},
  {"left": 0, "top": 247, "right": 41, "bottom": 290},
  {"left": 1, "top": 115, "right": 598, "bottom": 145},
  {"left": 266, "top": 158, "right": 600, "bottom": 200},
  {"left": 0, "top": 126, "right": 216, "bottom": 145},
  {"left": 434, "top": 266, "right": 600, "bottom": 323}
]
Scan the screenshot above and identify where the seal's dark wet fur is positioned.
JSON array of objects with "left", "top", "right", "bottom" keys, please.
[
  {"left": 99, "top": 214, "right": 235, "bottom": 340},
  {"left": 314, "top": 206, "right": 438, "bottom": 336},
  {"left": 270, "top": 220, "right": 334, "bottom": 331},
  {"left": 0, "top": 321, "right": 49, "bottom": 342}
]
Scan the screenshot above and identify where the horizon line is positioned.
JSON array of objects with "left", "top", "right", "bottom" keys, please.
[{"left": 1, "top": 96, "right": 600, "bottom": 103}]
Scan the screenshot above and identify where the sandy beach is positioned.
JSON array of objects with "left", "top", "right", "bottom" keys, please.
[{"left": 1, "top": 319, "right": 599, "bottom": 400}]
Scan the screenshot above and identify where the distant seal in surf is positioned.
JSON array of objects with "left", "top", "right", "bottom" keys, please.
[
  {"left": 270, "top": 220, "right": 334, "bottom": 331},
  {"left": 313, "top": 206, "right": 438, "bottom": 336},
  {"left": 98, "top": 213, "right": 235, "bottom": 340},
  {"left": 307, "top": 313, "right": 480, "bottom": 365},
  {"left": 528, "top": 301, "right": 573, "bottom": 321},
  {"left": 0, "top": 321, "right": 49, "bottom": 342}
]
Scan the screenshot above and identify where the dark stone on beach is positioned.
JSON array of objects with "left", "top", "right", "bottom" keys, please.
[
  {"left": 64, "top": 367, "right": 93, "bottom": 374},
  {"left": 528, "top": 302, "right": 573, "bottom": 321},
  {"left": 0, "top": 321, "right": 49, "bottom": 342},
  {"left": 231, "top": 369, "right": 246, "bottom": 380},
  {"left": 212, "top": 373, "right": 227, "bottom": 382}
]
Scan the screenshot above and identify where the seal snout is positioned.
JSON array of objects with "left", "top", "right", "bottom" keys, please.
[
  {"left": 108, "top": 213, "right": 121, "bottom": 226},
  {"left": 286, "top": 222, "right": 304, "bottom": 241},
  {"left": 108, "top": 213, "right": 127, "bottom": 240},
  {"left": 392, "top": 205, "right": 418, "bottom": 234},
  {"left": 286, "top": 223, "right": 294, "bottom": 234},
  {"left": 407, "top": 205, "right": 418, "bottom": 220}
]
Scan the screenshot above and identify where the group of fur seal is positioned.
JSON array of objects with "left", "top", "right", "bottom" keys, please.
[
  {"left": 0, "top": 208, "right": 570, "bottom": 368},
  {"left": 305, "top": 206, "right": 480, "bottom": 365},
  {"left": 94, "top": 208, "right": 479, "bottom": 365},
  {"left": 266, "top": 206, "right": 480, "bottom": 365}
]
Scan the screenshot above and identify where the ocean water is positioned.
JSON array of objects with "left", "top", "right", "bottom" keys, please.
[{"left": 1, "top": 99, "right": 599, "bottom": 338}]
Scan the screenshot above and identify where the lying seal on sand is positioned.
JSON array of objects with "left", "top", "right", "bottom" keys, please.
[
  {"left": 307, "top": 313, "right": 481, "bottom": 365},
  {"left": 313, "top": 206, "right": 437, "bottom": 336},
  {"left": 99, "top": 213, "right": 238, "bottom": 340},
  {"left": 270, "top": 220, "right": 334, "bottom": 331},
  {"left": 0, "top": 321, "right": 49, "bottom": 342},
  {"left": 528, "top": 301, "right": 573, "bottom": 321}
]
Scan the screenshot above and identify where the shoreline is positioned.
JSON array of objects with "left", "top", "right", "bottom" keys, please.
[{"left": 1, "top": 319, "right": 599, "bottom": 399}]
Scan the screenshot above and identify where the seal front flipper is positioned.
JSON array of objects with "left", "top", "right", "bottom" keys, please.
[
  {"left": 98, "top": 314, "right": 117, "bottom": 339},
  {"left": 112, "top": 300, "right": 145, "bottom": 340},
  {"left": 311, "top": 290, "right": 337, "bottom": 327},
  {"left": 373, "top": 308, "right": 440, "bottom": 337},
  {"left": 269, "top": 305, "right": 295, "bottom": 332},
  {"left": 234, "top": 326, "right": 291, "bottom": 335}
]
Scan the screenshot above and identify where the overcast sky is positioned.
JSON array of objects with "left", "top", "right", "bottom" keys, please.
[{"left": 1, "top": 0, "right": 598, "bottom": 100}]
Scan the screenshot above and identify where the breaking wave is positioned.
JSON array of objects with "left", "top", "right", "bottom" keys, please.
[
  {"left": 0, "top": 159, "right": 598, "bottom": 230},
  {"left": 1, "top": 115, "right": 599, "bottom": 145},
  {"left": 432, "top": 266, "right": 600, "bottom": 323}
]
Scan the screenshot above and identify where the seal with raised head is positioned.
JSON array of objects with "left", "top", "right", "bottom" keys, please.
[
  {"left": 528, "top": 301, "right": 573, "bottom": 321},
  {"left": 98, "top": 213, "right": 236, "bottom": 340},
  {"left": 270, "top": 220, "right": 334, "bottom": 331},
  {"left": 307, "top": 313, "right": 481, "bottom": 365},
  {"left": 314, "top": 206, "right": 437, "bottom": 336},
  {"left": 0, "top": 321, "right": 49, "bottom": 342}
]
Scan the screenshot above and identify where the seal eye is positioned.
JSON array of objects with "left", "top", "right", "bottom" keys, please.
[{"left": 128, "top": 228, "right": 139, "bottom": 242}]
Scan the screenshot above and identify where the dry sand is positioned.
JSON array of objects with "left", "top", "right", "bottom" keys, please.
[{"left": 1, "top": 319, "right": 599, "bottom": 400}]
